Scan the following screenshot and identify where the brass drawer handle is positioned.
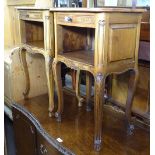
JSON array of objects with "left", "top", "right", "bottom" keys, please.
[
  {"left": 40, "top": 144, "right": 47, "bottom": 154},
  {"left": 64, "top": 16, "right": 72, "bottom": 22}
]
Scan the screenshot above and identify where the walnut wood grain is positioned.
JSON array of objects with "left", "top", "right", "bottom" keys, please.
[
  {"left": 19, "top": 48, "right": 30, "bottom": 100},
  {"left": 12, "top": 102, "right": 72, "bottom": 155},
  {"left": 53, "top": 10, "right": 144, "bottom": 151},
  {"left": 140, "top": 10, "right": 150, "bottom": 41},
  {"left": 50, "top": 8, "right": 145, "bottom": 13},
  {"left": 16, "top": 92, "right": 150, "bottom": 155},
  {"left": 75, "top": 69, "right": 83, "bottom": 107},
  {"left": 26, "top": 40, "right": 44, "bottom": 49},
  {"left": 59, "top": 50, "right": 94, "bottom": 66},
  {"left": 17, "top": 9, "right": 55, "bottom": 117}
]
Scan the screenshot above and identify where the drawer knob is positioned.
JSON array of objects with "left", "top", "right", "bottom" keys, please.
[{"left": 64, "top": 16, "right": 72, "bottom": 22}]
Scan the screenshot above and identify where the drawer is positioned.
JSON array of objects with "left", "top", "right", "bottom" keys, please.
[
  {"left": 19, "top": 10, "right": 43, "bottom": 21},
  {"left": 56, "top": 13, "right": 95, "bottom": 28}
]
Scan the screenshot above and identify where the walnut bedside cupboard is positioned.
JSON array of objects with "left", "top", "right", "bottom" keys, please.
[
  {"left": 51, "top": 8, "right": 145, "bottom": 151},
  {"left": 16, "top": 7, "right": 55, "bottom": 117}
]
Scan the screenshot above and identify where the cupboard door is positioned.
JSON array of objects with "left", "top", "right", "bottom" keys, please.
[
  {"left": 108, "top": 24, "right": 137, "bottom": 62},
  {"left": 13, "top": 107, "right": 37, "bottom": 155}
]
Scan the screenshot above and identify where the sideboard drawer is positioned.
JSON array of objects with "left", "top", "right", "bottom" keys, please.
[
  {"left": 56, "top": 13, "right": 96, "bottom": 28},
  {"left": 19, "top": 11, "right": 43, "bottom": 21}
]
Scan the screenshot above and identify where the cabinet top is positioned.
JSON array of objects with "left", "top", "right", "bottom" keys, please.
[
  {"left": 16, "top": 7, "right": 145, "bottom": 13},
  {"left": 16, "top": 6, "right": 50, "bottom": 10},
  {"left": 50, "top": 7, "right": 145, "bottom": 13}
]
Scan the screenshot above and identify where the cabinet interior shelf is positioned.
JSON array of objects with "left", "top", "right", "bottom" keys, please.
[
  {"left": 26, "top": 40, "right": 44, "bottom": 49},
  {"left": 59, "top": 50, "right": 94, "bottom": 66}
]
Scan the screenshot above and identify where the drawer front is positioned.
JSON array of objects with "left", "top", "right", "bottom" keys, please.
[
  {"left": 56, "top": 13, "right": 95, "bottom": 28},
  {"left": 19, "top": 10, "right": 43, "bottom": 21}
]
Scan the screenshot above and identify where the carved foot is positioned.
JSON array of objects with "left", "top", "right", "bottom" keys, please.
[
  {"left": 127, "top": 124, "right": 134, "bottom": 135},
  {"left": 19, "top": 49, "right": 30, "bottom": 100},
  {"left": 94, "top": 139, "right": 102, "bottom": 151},
  {"left": 48, "top": 111, "right": 54, "bottom": 118},
  {"left": 48, "top": 105, "right": 54, "bottom": 118},
  {"left": 78, "top": 97, "right": 84, "bottom": 107},
  {"left": 55, "top": 112, "right": 61, "bottom": 122}
]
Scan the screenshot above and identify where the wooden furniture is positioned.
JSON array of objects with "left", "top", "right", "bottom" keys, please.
[
  {"left": 35, "top": 0, "right": 54, "bottom": 8},
  {"left": 4, "top": 0, "right": 35, "bottom": 48},
  {"left": 4, "top": 1, "right": 51, "bottom": 106},
  {"left": 12, "top": 103, "right": 69, "bottom": 155},
  {"left": 140, "top": 9, "right": 150, "bottom": 42},
  {"left": 4, "top": 47, "right": 49, "bottom": 106},
  {"left": 111, "top": 8, "right": 150, "bottom": 123},
  {"left": 16, "top": 7, "right": 55, "bottom": 117},
  {"left": 52, "top": 8, "right": 144, "bottom": 151},
  {"left": 10, "top": 92, "right": 149, "bottom": 154},
  {"left": 139, "top": 8, "right": 150, "bottom": 61}
]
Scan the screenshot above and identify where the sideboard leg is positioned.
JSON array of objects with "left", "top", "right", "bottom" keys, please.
[
  {"left": 125, "top": 68, "right": 139, "bottom": 135},
  {"left": 45, "top": 55, "right": 55, "bottom": 117},
  {"left": 94, "top": 73, "right": 106, "bottom": 151},
  {"left": 86, "top": 72, "right": 92, "bottom": 111},
  {"left": 19, "top": 49, "right": 30, "bottom": 100},
  {"left": 53, "top": 60, "right": 63, "bottom": 122}
]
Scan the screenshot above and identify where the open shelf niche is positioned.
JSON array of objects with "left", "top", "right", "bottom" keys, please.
[
  {"left": 21, "top": 20, "right": 44, "bottom": 49},
  {"left": 57, "top": 25, "right": 95, "bottom": 66}
]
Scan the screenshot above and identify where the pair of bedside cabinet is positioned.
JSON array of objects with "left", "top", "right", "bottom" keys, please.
[{"left": 14, "top": 7, "right": 145, "bottom": 151}]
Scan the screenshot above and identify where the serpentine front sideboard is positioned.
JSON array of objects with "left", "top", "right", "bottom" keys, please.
[
  {"left": 16, "top": 7, "right": 55, "bottom": 117},
  {"left": 51, "top": 8, "right": 145, "bottom": 151}
]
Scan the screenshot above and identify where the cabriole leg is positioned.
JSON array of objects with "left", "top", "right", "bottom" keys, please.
[
  {"left": 19, "top": 49, "right": 30, "bottom": 100},
  {"left": 75, "top": 69, "right": 84, "bottom": 107},
  {"left": 86, "top": 71, "right": 92, "bottom": 111},
  {"left": 125, "top": 68, "right": 139, "bottom": 135},
  {"left": 44, "top": 55, "right": 55, "bottom": 117},
  {"left": 53, "top": 60, "right": 63, "bottom": 122},
  {"left": 105, "top": 75, "right": 113, "bottom": 99},
  {"left": 94, "top": 73, "right": 106, "bottom": 151},
  {"left": 71, "top": 70, "right": 76, "bottom": 90}
]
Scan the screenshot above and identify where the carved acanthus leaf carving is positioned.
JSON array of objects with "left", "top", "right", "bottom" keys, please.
[
  {"left": 95, "top": 73, "right": 105, "bottom": 96},
  {"left": 95, "top": 73, "right": 104, "bottom": 83}
]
